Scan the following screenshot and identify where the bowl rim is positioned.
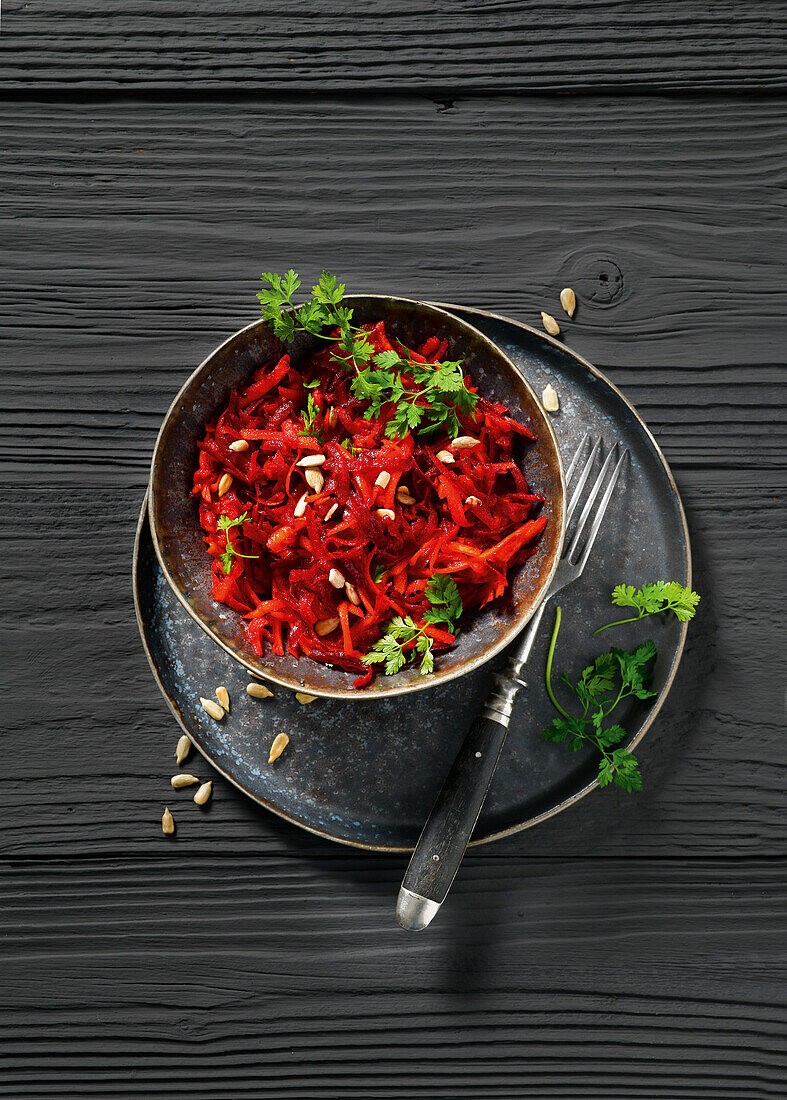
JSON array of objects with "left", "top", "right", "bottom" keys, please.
[{"left": 148, "top": 294, "right": 566, "bottom": 700}]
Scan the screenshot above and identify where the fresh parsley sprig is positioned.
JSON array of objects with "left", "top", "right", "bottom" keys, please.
[
  {"left": 299, "top": 392, "right": 322, "bottom": 439},
  {"left": 362, "top": 575, "right": 463, "bottom": 676},
  {"left": 423, "top": 575, "right": 463, "bottom": 629},
  {"left": 593, "top": 581, "right": 700, "bottom": 635},
  {"left": 216, "top": 512, "right": 260, "bottom": 575},
  {"left": 363, "top": 616, "right": 436, "bottom": 676},
  {"left": 257, "top": 269, "right": 478, "bottom": 440},
  {"left": 257, "top": 269, "right": 375, "bottom": 368},
  {"left": 543, "top": 606, "right": 656, "bottom": 792},
  {"left": 352, "top": 351, "right": 478, "bottom": 440}
]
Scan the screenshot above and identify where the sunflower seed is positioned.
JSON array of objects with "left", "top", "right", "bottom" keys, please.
[
  {"left": 293, "top": 491, "right": 308, "bottom": 518},
  {"left": 560, "top": 287, "right": 576, "bottom": 318},
  {"left": 199, "top": 697, "right": 224, "bottom": 721},
  {"left": 465, "top": 495, "right": 482, "bottom": 506},
  {"left": 541, "top": 384, "right": 560, "bottom": 413},
  {"left": 374, "top": 471, "right": 390, "bottom": 489},
  {"left": 217, "top": 473, "right": 233, "bottom": 497},
  {"left": 296, "top": 454, "right": 326, "bottom": 467},
  {"left": 193, "top": 781, "right": 213, "bottom": 806},
  {"left": 305, "top": 468, "right": 324, "bottom": 493},
  {"left": 451, "top": 436, "right": 480, "bottom": 450},
  {"left": 396, "top": 486, "right": 416, "bottom": 505},
  {"left": 376, "top": 508, "right": 395, "bottom": 521},
  {"left": 328, "top": 567, "right": 345, "bottom": 588},
  {"left": 345, "top": 581, "right": 360, "bottom": 606},
  {"left": 323, "top": 503, "right": 339, "bottom": 522},
  {"left": 215, "top": 686, "right": 230, "bottom": 711},
  {"left": 436, "top": 449, "right": 455, "bottom": 464},
  {"left": 175, "top": 734, "right": 191, "bottom": 765},
  {"left": 295, "top": 692, "right": 318, "bottom": 704},
  {"left": 229, "top": 439, "right": 249, "bottom": 452},
  {"left": 268, "top": 732, "right": 290, "bottom": 763},
  {"left": 171, "top": 773, "right": 200, "bottom": 788},
  {"left": 162, "top": 807, "right": 175, "bottom": 834},
  {"left": 315, "top": 616, "right": 340, "bottom": 636},
  {"left": 246, "top": 681, "right": 274, "bottom": 698},
  {"left": 327, "top": 408, "right": 338, "bottom": 428},
  {"left": 541, "top": 312, "right": 560, "bottom": 337}
]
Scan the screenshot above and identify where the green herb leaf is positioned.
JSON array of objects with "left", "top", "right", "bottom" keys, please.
[
  {"left": 594, "top": 581, "right": 700, "bottom": 634},
  {"left": 542, "top": 606, "right": 655, "bottom": 793},
  {"left": 216, "top": 511, "right": 260, "bottom": 575},
  {"left": 362, "top": 614, "right": 443, "bottom": 678},
  {"left": 298, "top": 392, "right": 322, "bottom": 439},
  {"left": 423, "top": 575, "right": 463, "bottom": 631}
]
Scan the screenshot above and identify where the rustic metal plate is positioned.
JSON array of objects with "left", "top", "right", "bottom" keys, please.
[{"left": 133, "top": 305, "right": 690, "bottom": 851}]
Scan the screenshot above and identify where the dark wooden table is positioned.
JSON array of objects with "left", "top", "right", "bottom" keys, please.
[{"left": 2, "top": 4, "right": 785, "bottom": 1096}]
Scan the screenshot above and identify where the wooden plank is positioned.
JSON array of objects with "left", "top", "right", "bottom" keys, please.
[
  {"left": 2, "top": 474, "right": 783, "bottom": 860},
  {"left": 1, "top": 857, "right": 784, "bottom": 1097},
  {"left": 0, "top": 97, "right": 784, "bottom": 484},
  {"left": 1, "top": 1, "right": 785, "bottom": 92}
]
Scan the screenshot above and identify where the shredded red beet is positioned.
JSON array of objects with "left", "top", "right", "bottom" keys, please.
[{"left": 192, "top": 321, "right": 547, "bottom": 684}]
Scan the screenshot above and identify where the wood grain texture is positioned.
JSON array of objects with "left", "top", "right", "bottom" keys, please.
[
  {"left": 1, "top": 0, "right": 786, "bottom": 92},
  {"left": 1, "top": 857, "right": 784, "bottom": 1097},
  {"left": 1, "top": 73, "right": 785, "bottom": 1098},
  {"left": 1, "top": 97, "right": 785, "bottom": 487}
]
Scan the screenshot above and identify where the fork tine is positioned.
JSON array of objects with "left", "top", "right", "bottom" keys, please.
[
  {"left": 565, "top": 436, "right": 602, "bottom": 526},
  {"left": 564, "top": 431, "right": 590, "bottom": 485},
  {"left": 566, "top": 444, "right": 619, "bottom": 561},
  {"left": 575, "top": 448, "right": 628, "bottom": 573}
]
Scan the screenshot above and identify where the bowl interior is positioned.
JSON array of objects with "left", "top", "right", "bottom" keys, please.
[{"left": 149, "top": 296, "right": 565, "bottom": 698}]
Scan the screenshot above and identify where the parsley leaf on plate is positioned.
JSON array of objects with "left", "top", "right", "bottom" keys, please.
[
  {"left": 543, "top": 606, "right": 657, "bottom": 793},
  {"left": 594, "top": 581, "right": 700, "bottom": 634}
]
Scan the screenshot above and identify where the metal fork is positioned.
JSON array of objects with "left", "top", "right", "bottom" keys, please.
[{"left": 396, "top": 435, "right": 629, "bottom": 931}]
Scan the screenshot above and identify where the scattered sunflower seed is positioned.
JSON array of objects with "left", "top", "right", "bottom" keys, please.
[
  {"left": 193, "top": 781, "right": 213, "bottom": 806},
  {"left": 269, "top": 733, "right": 290, "bottom": 763},
  {"left": 215, "top": 686, "right": 230, "bottom": 711},
  {"left": 396, "top": 486, "right": 416, "bottom": 505},
  {"left": 295, "top": 692, "right": 318, "bottom": 704},
  {"left": 217, "top": 473, "right": 233, "bottom": 497},
  {"left": 436, "top": 449, "right": 455, "bottom": 464},
  {"left": 541, "top": 384, "right": 560, "bottom": 413},
  {"left": 323, "top": 502, "right": 339, "bottom": 522},
  {"left": 541, "top": 312, "right": 560, "bottom": 337},
  {"left": 229, "top": 439, "right": 249, "bottom": 452},
  {"left": 162, "top": 807, "right": 175, "bottom": 834},
  {"left": 327, "top": 408, "right": 338, "bottom": 428},
  {"left": 328, "top": 567, "right": 345, "bottom": 588},
  {"left": 296, "top": 454, "right": 326, "bottom": 467},
  {"left": 171, "top": 773, "right": 200, "bottom": 788},
  {"left": 345, "top": 581, "right": 360, "bottom": 606},
  {"left": 199, "top": 697, "right": 225, "bottom": 721},
  {"left": 247, "top": 681, "right": 274, "bottom": 699},
  {"left": 293, "top": 491, "right": 309, "bottom": 518},
  {"left": 465, "top": 495, "right": 482, "bottom": 506},
  {"left": 451, "top": 436, "right": 480, "bottom": 450},
  {"left": 375, "top": 508, "right": 395, "bottom": 521},
  {"left": 175, "top": 734, "right": 191, "bottom": 765},
  {"left": 560, "top": 287, "right": 576, "bottom": 318},
  {"left": 374, "top": 471, "right": 391, "bottom": 489}
]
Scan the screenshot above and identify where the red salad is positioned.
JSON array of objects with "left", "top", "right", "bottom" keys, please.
[{"left": 192, "top": 313, "right": 546, "bottom": 687}]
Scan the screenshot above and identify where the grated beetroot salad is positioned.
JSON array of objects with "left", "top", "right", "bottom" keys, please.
[{"left": 192, "top": 320, "right": 547, "bottom": 686}]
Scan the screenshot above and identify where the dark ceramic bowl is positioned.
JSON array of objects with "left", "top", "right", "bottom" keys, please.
[{"left": 148, "top": 296, "right": 565, "bottom": 699}]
